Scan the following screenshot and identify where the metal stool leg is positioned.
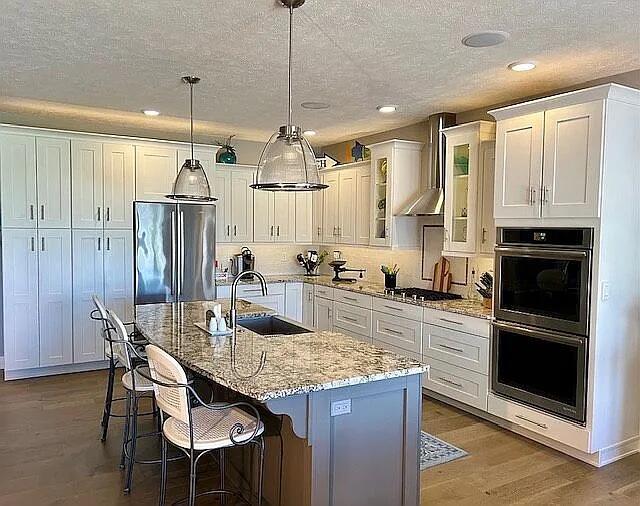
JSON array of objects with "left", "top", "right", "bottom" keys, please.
[
  {"left": 101, "top": 358, "right": 116, "bottom": 442},
  {"left": 159, "top": 435, "right": 168, "bottom": 506},
  {"left": 120, "top": 390, "right": 131, "bottom": 469},
  {"left": 124, "top": 392, "right": 139, "bottom": 494},
  {"left": 219, "top": 448, "right": 226, "bottom": 506},
  {"left": 255, "top": 437, "right": 265, "bottom": 506},
  {"left": 188, "top": 450, "right": 197, "bottom": 506}
]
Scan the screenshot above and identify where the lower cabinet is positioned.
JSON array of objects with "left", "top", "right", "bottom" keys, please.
[
  {"left": 372, "top": 312, "right": 422, "bottom": 355},
  {"left": 302, "top": 283, "right": 314, "bottom": 327},
  {"left": 284, "top": 282, "right": 303, "bottom": 322},
  {"left": 313, "top": 296, "right": 333, "bottom": 331},
  {"left": 422, "top": 356, "right": 489, "bottom": 411},
  {"left": 333, "top": 301, "right": 372, "bottom": 340},
  {"left": 237, "top": 283, "right": 286, "bottom": 314}
]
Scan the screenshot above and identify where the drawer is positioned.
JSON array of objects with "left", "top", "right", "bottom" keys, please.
[
  {"left": 334, "top": 301, "right": 372, "bottom": 337},
  {"left": 373, "top": 339, "right": 422, "bottom": 362},
  {"left": 313, "top": 285, "right": 334, "bottom": 300},
  {"left": 423, "top": 307, "right": 490, "bottom": 338},
  {"left": 423, "top": 357, "right": 488, "bottom": 411},
  {"left": 216, "top": 285, "right": 231, "bottom": 298},
  {"left": 237, "top": 282, "right": 285, "bottom": 297},
  {"left": 373, "top": 297, "right": 422, "bottom": 322},
  {"left": 422, "top": 324, "right": 489, "bottom": 374},
  {"left": 335, "top": 324, "right": 372, "bottom": 345},
  {"left": 334, "top": 289, "right": 372, "bottom": 309},
  {"left": 487, "top": 394, "right": 590, "bottom": 452},
  {"left": 373, "top": 312, "right": 422, "bottom": 354}
]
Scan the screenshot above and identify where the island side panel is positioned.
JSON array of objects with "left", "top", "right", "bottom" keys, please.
[{"left": 308, "top": 375, "right": 422, "bottom": 506}]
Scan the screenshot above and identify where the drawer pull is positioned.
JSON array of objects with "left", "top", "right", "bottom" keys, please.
[
  {"left": 242, "top": 289, "right": 265, "bottom": 294},
  {"left": 384, "top": 305, "right": 403, "bottom": 312},
  {"left": 515, "top": 414, "right": 548, "bottom": 430},
  {"left": 437, "top": 343, "right": 464, "bottom": 353},
  {"left": 342, "top": 296, "right": 358, "bottom": 302},
  {"left": 382, "top": 327, "right": 403, "bottom": 336},
  {"left": 438, "top": 377, "right": 463, "bottom": 389},
  {"left": 342, "top": 315, "right": 358, "bottom": 323},
  {"left": 440, "top": 318, "right": 463, "bottom": 326}
]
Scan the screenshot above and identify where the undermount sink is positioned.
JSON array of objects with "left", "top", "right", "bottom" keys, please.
[{"left": 237, "top": 316, "right": 312, "bottom": 336}]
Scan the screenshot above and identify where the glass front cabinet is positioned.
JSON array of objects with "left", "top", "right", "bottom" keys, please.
[{"left": 442, "top": 121, "right": 496, "bottom": 256}]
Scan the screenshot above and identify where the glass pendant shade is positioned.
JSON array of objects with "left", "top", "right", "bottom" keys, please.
[
  {"left": 168, "top": 158, "right": 215, "bottom": 201},
  {"left": 253, "top": 126, "right": 327, "bottom": 191}
]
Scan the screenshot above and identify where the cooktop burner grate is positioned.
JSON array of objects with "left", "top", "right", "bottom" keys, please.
[{"left": 388, "top": 287, "right": 462, "bottom": 301}]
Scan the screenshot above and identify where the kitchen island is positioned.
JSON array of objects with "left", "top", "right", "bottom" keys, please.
[{"left": 135, "top": 300, "right": 427, "bottom": 506}]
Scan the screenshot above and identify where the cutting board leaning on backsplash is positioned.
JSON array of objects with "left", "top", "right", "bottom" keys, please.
[{"left": 422, "top": 226, "right": 467, "bottom": 291}]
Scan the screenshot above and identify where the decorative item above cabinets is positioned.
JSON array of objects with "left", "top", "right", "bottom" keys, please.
[{"left": 442, "top": 122, "right": 496, "bottom": 257}]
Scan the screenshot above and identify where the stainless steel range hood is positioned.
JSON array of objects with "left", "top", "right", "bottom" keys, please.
[{"left": 397, "top": 112, "right": 456, "bottom": 216}]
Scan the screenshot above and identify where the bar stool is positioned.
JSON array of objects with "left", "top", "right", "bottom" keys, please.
[{"left": 142, "top": 344, "right": 265, "bottom": 506}]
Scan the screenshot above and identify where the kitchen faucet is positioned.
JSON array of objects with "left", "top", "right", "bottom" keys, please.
[{"left": 229, "top": 270, "right": 268, "bottom": 328}]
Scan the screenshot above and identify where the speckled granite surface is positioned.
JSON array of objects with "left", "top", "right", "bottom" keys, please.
[
  {"left": 135, "top": 300, "right": 427, "bottom": 402},
  {"left": 217, "top": 274, "right": 492, "bottom": 320}
]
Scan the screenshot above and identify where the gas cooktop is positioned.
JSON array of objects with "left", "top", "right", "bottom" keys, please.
[{"left": 386, "top": 287, "right": 462, "bottom": 302}]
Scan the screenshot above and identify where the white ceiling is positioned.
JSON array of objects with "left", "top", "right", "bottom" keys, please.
[{"left": 1, "top": 0, "right": 639, "bottom": 145}]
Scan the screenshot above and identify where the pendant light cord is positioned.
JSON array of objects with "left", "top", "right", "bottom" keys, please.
[
  {"left": 287, "top": 2, "right": 293, "bottom": 135},
  {"left": 190, "top": 81, "right": 194, "bottom": 160}
]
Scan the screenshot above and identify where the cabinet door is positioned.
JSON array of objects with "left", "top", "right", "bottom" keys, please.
[
  {"left": 38, "top": 229, "right": 73, "bottom": 366},
  {"left": 2, "top": 229, "right": 39, "bottom": 370},
  {"left": 355, "top": 167, "right": 371, "bottom": 245},
  {"left": 295, "top": 192, "right": 313, "bottom": 243},
  {"left": 338, "top": 169, "right": 357, "bottom": 244},
  {"left": 0, "top": 134, "right": 37, "bottom": 228},
  {"left": 104, "top": 143, "right": 135, "bottom": 229},
  {"left": 274, "top": 192, "right": 295, "bottom": 242},
  {"left": 135, "top": 145, "right": 177, "bottom": 202},
  {"left": 321, "top": 172, "right": 338, "bottom": 243},
  {"left": 313, "top": 297, "right": 333, "bottom": 331},
  {"left": 479, "top": 142, "right": 496, "bottom": 254},
  {"left": 494, "top": 113, "right": 544, "bottom": 219},
  {"left": 230, "top": 170, "right": 254, "bottom": 242},
  {"left": 36, "top": 137, "right": 71, "bottom": 228},
  {"left": 542, "top": 101, "right": 603, "bottom": 218},
  {"left": 284, "top": 282, "right": 303, "bottom": 323},
  {"left": 370, "top": 150, "right": 391, "bottom": 247},
  {"left": 104, "top": 230, "right": 134, "bottom": 323},
  {"left": 444, "top": 133, "right": 478, "bottom": 253},
  {"left": 312, "top": 190, "right": 323, "bottom": 242},
  {"left": 212, "top": 170, "right": 232, "bottom": 242},
  {"left": 253, "top": 191, "right": 274, "bottom": 242},
  {"left": 72, "top": 230, "right": 105, "bottom": 363},
  {"left": 71, "top": 140, "right": 103, "bottom": 229},
  {"left": 302, "top": 284, "right": 314, "bottom": 327},
  {"left": 244, "top": 294, "right": 286, "bottom": 314}
]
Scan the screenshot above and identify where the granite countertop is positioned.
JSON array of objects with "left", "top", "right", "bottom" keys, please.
[
  {"left": 134, "top": 300, "right": 427, "bottom": 402},
  {"left": 217, "top": 274, "right": 492, "bottom": 320}
]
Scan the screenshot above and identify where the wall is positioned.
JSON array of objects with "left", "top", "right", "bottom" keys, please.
[{"left": 216, "top": 243, "right": 310, "bottom": 277}]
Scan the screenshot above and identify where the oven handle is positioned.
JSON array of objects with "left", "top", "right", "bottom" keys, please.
[
  {"left": 494, "top": 246, "right": 588, "bottom": 260},
  {"left": 492, "top": 321, "right": 586, "bottom": 346}
]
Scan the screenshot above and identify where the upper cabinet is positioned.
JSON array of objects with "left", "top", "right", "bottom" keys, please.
[
  {"left": 213, "top": 164, "right": 255, "bottom": 243},
  {"left": 295, "top": 192, "right": 313, "bottom": 243},
  {"left": 490, "top": 84, "right": 636, "bottom": 221},
  {"left": 367, "top": 140, "right": 423, "bottom": 248},
  {"left": 254, "top": 191, "right": 295, "bottom": 242},
  {"left": 36, "top": 138, "right": 71, "bottom": 228},
  {"left": 103, "top": 143, "right": 136, "bottom": 229},
  {"left": 442, "top": 122, "right": 496, "bottom": 256},
  {"left": 135, "top": 145, "right": 177, "bottom": 202}
]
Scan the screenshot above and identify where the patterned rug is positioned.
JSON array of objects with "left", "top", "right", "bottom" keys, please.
[{"left": 420, "top": 431, "right": 468, "bottom": 470}]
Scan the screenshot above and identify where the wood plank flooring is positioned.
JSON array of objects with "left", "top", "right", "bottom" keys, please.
[{"left": 0, "top": 369, "right": 638, "bottom": 505}]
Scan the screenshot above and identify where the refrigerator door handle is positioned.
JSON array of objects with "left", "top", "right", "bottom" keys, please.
[
  {"left": 178, "top": 210, "right": 185, "bottom": 297},
  {"left": 171, "top": 210, "right": 177, "bottom": 298}
]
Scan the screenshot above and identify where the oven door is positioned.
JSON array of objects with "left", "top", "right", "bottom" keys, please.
[
  {"left": 495, "top": 246, "right": 591, "bottom": 335},
  {"left": 491, "top": 322, "right": 587, "bottom": 423}
]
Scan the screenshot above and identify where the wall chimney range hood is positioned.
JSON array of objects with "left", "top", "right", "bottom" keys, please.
[{"left": 397, "top": 112, "right": 456, "bottom": 216}]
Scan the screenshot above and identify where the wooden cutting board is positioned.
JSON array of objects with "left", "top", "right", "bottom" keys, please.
[{"left": 432, "top": 256, "right": 451, "bottom": 292}]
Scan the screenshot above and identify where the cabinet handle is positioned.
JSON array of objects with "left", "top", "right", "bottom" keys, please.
[
  {"left": 97, "top": 237, "right": 101, "bottom": 251},
  {"left": 482, "top": 228, "right": 487, "bottom": 243},
  {"left": 106, "top": 237, "right": 110, "bottom": 251},
  {"left": 342, "top": 315, "right": 359, "bottom": 323},
  {"left": 41, "top": 205, "right": 45, "bottom": 220},
  {"left": 41, "top": 237, "right": 45, "bottom": 251},
  {"left": 529, "top": 186, "right": 537, "bottom": 205},
  {"left": 317, "top": 227, "right": 322, "bottom": 237},
  {"left": 277, "top": 225, "right": 280, "bottom": 237},
  {"left": 227, "top": 225, "right": 230, "bottom": 237},
  {"left": 515, "top": 414, "right": 548, "bottom": 430},
  {"left": 342, "top": 296, "right": 358, "bottom": 302},
  {"left": 97, "top": 206, "right": 101, "bottom": 221},
  {"left": 106, "top": 207, "right": 110, "bottom": 222},
  {"left": 234, "top": 225, "right": 237, "bottom": 236},
  {"left": 31, "top": 237, "right": 35, "bottom": 252},
  {"left": 270, "top": 225, "right": 274, "bottom": 237},
  {"left": 382, "top": 327, "right": 403, "bottom": 336},
  {"left": 243, "top": 288, "right": 265, "bottom": 294},
  {"left": 541, "top": 186, "right": 550, "bottom": 204},
  {"left": 438, "top": 377, "right": 464, "bottom": 389},
  {"left": 440, "top": 318, "right": 463, "bottom": 326},
  {"left": 383, "top": 305, "right": 403, "bottom": 312},
  {"left": 437, "top": 343, "right": 464, "bottom": 354},
  {"left": 30, "top": 205, "right": 34, "bottom": 220}
]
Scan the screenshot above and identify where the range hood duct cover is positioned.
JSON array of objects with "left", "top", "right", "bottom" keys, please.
[{"left": 397, "top": 112, "right": 456, "bottom": 216}]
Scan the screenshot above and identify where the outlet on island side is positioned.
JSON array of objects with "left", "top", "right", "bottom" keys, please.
[{"left": 331, "top": 399, "right": 352, "bottom": 417}]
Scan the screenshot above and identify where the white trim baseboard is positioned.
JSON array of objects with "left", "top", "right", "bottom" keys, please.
[
  {"left": 0, "top": 356, "right": 4, "bottom": 370},
  {"left": 3, "top": 361, "right": 110, "bottom": 380}
]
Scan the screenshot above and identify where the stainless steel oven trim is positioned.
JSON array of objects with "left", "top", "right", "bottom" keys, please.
[
  {"left": 491, "top": 321, "right": 588, "bottom": 424},
  {"left": 494, "top": 245, "right": 591, "bottom": 336}
]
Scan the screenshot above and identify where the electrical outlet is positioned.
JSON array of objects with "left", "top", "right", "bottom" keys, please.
[
  {"left": 281, "top": 251, "right": 288, "bottom": 262},
  {"left": 601, "top": 281, "right": 610, "bottom": 301},
  {"left": 330, "top": 399, "right": 351, "bottom": 417}
]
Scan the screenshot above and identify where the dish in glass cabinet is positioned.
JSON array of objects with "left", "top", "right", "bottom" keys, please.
[{"left": 378, "top": 198, "right": 386, "bottom": 210}]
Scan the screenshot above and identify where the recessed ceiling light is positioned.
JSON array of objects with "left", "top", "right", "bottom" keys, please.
[
  {"left": 301, "top": 101, "right": 330, "bottom": 110},
  {"left": 377, "top": 105, "right": 397, "bottom": 114},
  {"left": 462, "top": 31, "right": 509, "bottom": 48},
  {"left": 142, "top": 109, "right": 160, "bottom": 116},
  {"left": 508, "top": 61, "right": 536, "bottom": 72},
  {"left": 303, "top": 130, "right": 317, "bottom": 136}
]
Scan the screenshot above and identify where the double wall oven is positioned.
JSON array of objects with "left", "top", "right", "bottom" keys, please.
[{"left": 492, "top": 228, "right": 593, "bottom": 423}]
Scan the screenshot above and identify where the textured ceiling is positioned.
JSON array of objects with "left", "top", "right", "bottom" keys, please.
[{"left": 1, "top": 0, "right": 639, "bottom": 144}]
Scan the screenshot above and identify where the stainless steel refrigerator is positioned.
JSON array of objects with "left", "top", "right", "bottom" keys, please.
[{"left": 134, "top": 201, "right": 216, "bottom": 304}]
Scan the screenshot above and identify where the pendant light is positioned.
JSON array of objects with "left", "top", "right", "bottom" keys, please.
[
  {"left": 251, "top": 0, "right": 327, "bottom": 192},
  {"left": 166, "top": 76, "right": 216, "bottom": 202}
]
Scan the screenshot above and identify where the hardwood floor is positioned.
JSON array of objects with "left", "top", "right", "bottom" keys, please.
[{"left": 0, "top": 369, "right": 638, "bottom": 505}]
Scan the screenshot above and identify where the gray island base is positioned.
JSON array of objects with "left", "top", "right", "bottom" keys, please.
[{"left": 135, "top": 300, "right": 426, "bottom": 506}]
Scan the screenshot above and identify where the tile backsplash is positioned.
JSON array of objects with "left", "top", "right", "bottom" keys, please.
[{"left": 217, "top": 243, "right": 309, "bottom": 276}]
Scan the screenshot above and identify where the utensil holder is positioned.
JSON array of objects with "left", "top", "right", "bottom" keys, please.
[
  {"left": 384, "top": 273, "right": 397, "bottom": 290},
  {"left": 482, "top": 297, "right": 492, "bottom": 309}
]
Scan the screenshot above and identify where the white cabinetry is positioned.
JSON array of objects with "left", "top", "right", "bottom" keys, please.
[
  {"left": 313, "top": 295, "right": 333, "bottom": 331},
  {"left": 214, "top": 165, "right": 254, "bottom": 243},
  {"left": 321, "top": 171, "right": 339, "bottom": 243},
  {"left": 103, "top": 143, "right": 136, "bottom": 229},
  {"left": 0, "top": 134, "right": 37, "bottom": 228},
  {"left": 367, "top": 140, "right": 423, "bottom": 248},
  {"left": 355, "top": 166, "right": 371, "bottom": 245},
  {"left": 235, "top": 282, "right": 286, "bottom": 314},
  {"left": 254, "top": 192, "right": 295, "bottom": 242},
  {"left": 2, "top": 229, "right": 40, "bottom": 370},
  {"left": 36, "top": 137, "right": 71, "bottom": 228},
  {"left": 442, "top": 121, "right": 496, "bottom": 255},
  {"left": 302, "top": 283, "right": 314, "bottom": 327},
  {"left": 295, "top": 192, "right": 313, "bottom": 243},
  {"left": 284, "top": 282, "right": 303, "bottom": 322},
  {"left": 104, "top": 229, "right": 134, "bottom": 323},
  {"left": 135, "top": 145, "right": 177, "bottom": 202}
]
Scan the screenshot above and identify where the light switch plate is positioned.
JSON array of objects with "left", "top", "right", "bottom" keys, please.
[
  {"left": 601, "top": 281, "right": 610, "bottom": 301},
  {"left": 331, "top": 399, "right": 351, "bottom": 417}
]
